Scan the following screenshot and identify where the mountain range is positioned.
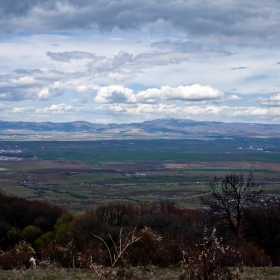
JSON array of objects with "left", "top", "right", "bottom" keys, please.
[{"left": 0, "top": 118, "right": 279, "bottom": 138}]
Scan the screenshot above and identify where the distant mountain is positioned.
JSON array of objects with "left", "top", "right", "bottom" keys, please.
[{"left": 0, "top": 118, "right": 279, "bottom": 138}]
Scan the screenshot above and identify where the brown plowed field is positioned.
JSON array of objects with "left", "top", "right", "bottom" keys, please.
[{"left": 252, "top": 162, "right": 280, "bottom": 171}]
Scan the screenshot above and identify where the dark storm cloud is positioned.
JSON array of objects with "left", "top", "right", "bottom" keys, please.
[
  {"left": 0, "top": 0, "right": 50, "bottom": 16},
  {"left": 1, "top": 0, "right": 280, "bottom": 45}
]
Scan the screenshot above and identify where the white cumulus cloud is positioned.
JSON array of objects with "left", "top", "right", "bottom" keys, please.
[
  {"left": 95, "top": 84, "right": 224, "bottom": 105},
  {"left": 137, "top": 85, "right": 224, "bottom": 103},
  {"left": 257, "top": 93, "right": 280, "bottom": 106},
  {"left": 36, "top": 103, "right": 74, "bottom": 114},
  {"left": 227, "top": 95, "right": 243, "bottom": 102},
  {"left": 95, "top": 85, "right": 136, "bottom": 104}
]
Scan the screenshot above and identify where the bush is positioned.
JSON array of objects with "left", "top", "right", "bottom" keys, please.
[
  {"left": 243, "top": 202, "right": 280, "bottom": 265},
  {"left": 0, "top": 241, "right": 36, "bottom": 270},
  {"left": 179, "top": 227, "right": 242, "bottom": 280},
  {"left": 21, "top": 225, "right": 42, "bottom": 244}
]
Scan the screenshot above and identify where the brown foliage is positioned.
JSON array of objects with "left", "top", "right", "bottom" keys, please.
[
  {"left": 37, "top": 240, "right": 75, "bottom": 268},
  {"left": 0, "top": 241, "right": 36, "bottom": 270},
  {"left": 179, "top": 227, "right": 242, "bottom": 280}
]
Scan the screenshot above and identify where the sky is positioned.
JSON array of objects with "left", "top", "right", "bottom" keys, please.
[{"left": 1, "top": 0, "right": 280, "bottom": 124}]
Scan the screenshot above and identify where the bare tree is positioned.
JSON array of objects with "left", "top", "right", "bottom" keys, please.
[
  {"left": 91, "top": 228, "right": 141, "bottom": 279},
  {"left": 202, "top": 171, "right": 262, "bottom": 239},
  {"left": 95, "top": 202, "right": 136, "bottom": 226},
  {"left": 93, "top": 227, "right": 141, "bottom": 268}
]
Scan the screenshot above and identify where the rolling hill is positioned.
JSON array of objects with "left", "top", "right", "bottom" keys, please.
[{"left": 0, "top": 118, "right": 279, "bottom": 138}]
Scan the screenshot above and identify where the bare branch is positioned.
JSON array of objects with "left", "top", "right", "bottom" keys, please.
[
  {"left": 93, "top": 227, "right": 141, "bottom": 268},
  {"left": 202, "top": 172, "right": 263, "bottom": 239},
  {"left": 92, "top": 233, "right": 113, "bottom": 266}
]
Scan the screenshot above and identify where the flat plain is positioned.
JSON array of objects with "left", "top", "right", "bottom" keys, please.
[{"left": 0, "top": 137, "right": 279, "bottom": 212}]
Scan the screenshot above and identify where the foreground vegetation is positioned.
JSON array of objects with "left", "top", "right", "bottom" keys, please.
[
  {"left": 1, "top": 267, "right": 280, "bottom": 280},
  {"left": 0, "top": 170, "right": 280, "bottom": 279}
]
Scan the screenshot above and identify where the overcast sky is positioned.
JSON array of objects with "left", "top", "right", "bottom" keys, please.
[{"left": 1, "top": 0, "right": 280, "bottom": 124}]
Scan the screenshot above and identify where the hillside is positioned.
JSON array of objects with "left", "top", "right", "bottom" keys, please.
[{"left": 0, "top": 118, "right": 279, "bottom": 138}]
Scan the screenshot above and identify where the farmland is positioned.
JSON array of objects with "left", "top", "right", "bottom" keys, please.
[{"left": 0, "top": 137, "right": 280, "bottom": 212}]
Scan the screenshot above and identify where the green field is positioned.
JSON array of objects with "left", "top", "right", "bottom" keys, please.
[{"left": 0, "top": 138, "right": 279, "bottom": 211}]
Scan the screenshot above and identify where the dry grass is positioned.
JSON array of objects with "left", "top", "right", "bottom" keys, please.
[
  {"left": 0, "top": 267, "right": 177, "bottom": 280},
  {"left": 241, "top": 267, "right": 280, "bottom": 279},
  {"left": 0, "top": 267, "right": 279, "bottom": 280}
]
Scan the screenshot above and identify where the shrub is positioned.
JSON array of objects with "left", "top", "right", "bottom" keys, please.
[
  {"left": 0, "top": 241, "right": 36, "bottom": 270},
  {"left": 129, "top": 227, "right": 163, "bottom": 266},
  {"left": 21, "top": 225, "right": 42, "bottom": 244},
  {"left": 37, "top": 240, "right": 75, "bottom": 268},
  {"left": 243, "top": 201, "right": 280, "bottom": 265},
  {"left": 237, "top": 241, "right": 271, "bottom": 267},
  {"left": 179, "top": 227, "right": 242, "bottom": 280}
]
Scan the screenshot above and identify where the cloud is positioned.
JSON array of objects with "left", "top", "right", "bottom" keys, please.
[
  {"left": 227, "top": 95, "right": 243, "bottom": 102},
  {"left": 12, "top": 106, "right": 36, "bottom": 113},
  {"left": 65, "top": 78, "right": 99, "bottom": 93},
  {"left": 137, "top": 85, "right": 224, "bottom": 103},
  {"left": 0, "top": 69, "right": 63, "bottom": 101},
  {"left": 2, "top": 1, "right": 280, "bottom": 124},
  {"left": 151, "top": 40, "right": 202, "bottom": 52},
  {"left": 132, "top": 52, "right": 189, "bottom": 67},
  {"left": 0, "top": 69, "right": 85, "bottom": 101},
  {"left": 1, "top": 0, "right": 280, "bottom": 46},
  {"left": 95, "top": 85, "right": 136, "bottom": 104},
  {"left": 36, "top": 103, "right": 74, "bottom": 114},
  {"left": 0, "top": 102, "right": 10, "bottom": 112},
  {"left": 230, "top": 67, "right": 248, "bottom": 70},
  {"left": 85, "top": 50, "right": 191, "bottom": 82},
  {"left": 95, "top": 103, "right": 280, "bottom": 120},
  {"left": 257, "top": 93, "right": 280, "bottom": 106},
  {"left": 37, "top": 83, "right": 63, "bottom": 100},
  {"left": 87, "top": 51, "right": 133, "bottom": 75},
  {"left": 151, "top": 40, "right": 232, "bottom": 57},
  {"left": 47, "top": 51, "right": 100, "bottom": 62},
  {"left": 8, "top": 102, "right": 280, "bottom": 122},
  {"left": 10, "top": 103, "right": 77, "bottom": 117},
  {"left": 95, "top": 84, "right": 224, "bottom": 104}
]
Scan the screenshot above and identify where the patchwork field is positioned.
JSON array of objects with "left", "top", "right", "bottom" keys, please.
[{"left": 0, "top": 138, "right": 279, "bottom": 212}]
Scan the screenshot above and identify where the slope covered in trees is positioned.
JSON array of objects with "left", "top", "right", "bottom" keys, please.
[{"left": 0, "top": 173, "right": 280, "bottom": 276}]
